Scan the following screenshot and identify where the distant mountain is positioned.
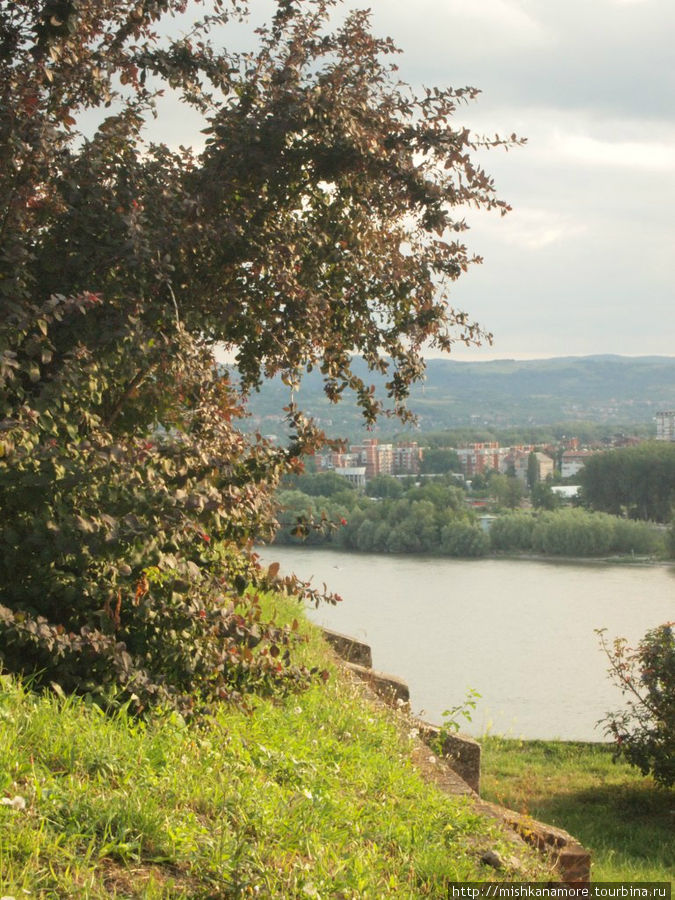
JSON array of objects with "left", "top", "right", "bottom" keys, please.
[{"left": 240, "top": 355, "right": 675, "bottom": 436}]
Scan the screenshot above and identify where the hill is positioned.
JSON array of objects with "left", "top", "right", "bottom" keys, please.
[
  {"left": 241, "top": 355, "right": 675, "bottom": 437},
  {"left": 0, "top": 597, "right": 551, "bottom": 896}
]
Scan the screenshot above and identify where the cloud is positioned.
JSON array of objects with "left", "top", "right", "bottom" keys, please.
[
  {"left": 371, "top": 0, "right": 675, "bottom": 122},
  {"left": 481, "top": 207, "right": 589, "bottom": 249},
  {"left": 369, "top": 0, "right": 550, "bottom": 49},
  {"left": 556, "top": 134, "right": 675, "bottom": 171},
  {"left": 428, "top": 0, "right": 548, "bottom": 43}
]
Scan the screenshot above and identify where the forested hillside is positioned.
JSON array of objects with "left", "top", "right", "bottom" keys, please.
[{"left": 242, "top": 355, "right": 675, "bottom": 435}]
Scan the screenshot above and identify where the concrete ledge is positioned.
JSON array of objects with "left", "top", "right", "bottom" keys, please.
[
  {"left": 480, "top": 802, "right": 592, "bottom": 885},
  {"left": 322, "top": 627, "right": 589, "bottom": 883},
  {"left": 345, "top": 662, "right": 410, "bottom": 705},
  {"left": 321, "top": 628, "right": 372, "bottom": 668},
  {"left": 409, "top": 742, "right": 475, "bottom": 798},
  {"left": 415, "top": 721, "right": 481, "bottom": 794}
]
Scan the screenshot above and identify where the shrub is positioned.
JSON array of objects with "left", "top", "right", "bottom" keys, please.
[
  {"left": 532, "top": 508, "right": 614, "bottom": 556},
  {"left": 611, "top": 518, "right": 664, "bottom": 556},
  {"left": 1, "top": 0, "right": 513, "bottom": 713},
  {"left": 441, "top": 522, "right": 489, "bottom": 557},
  {"left": 0, "top": 302, "right": 330, "bottom": 715},
  {"left": 597, "top": 624, "right": 675, "bottom": 789},
  {"left": 489, "top": 513, "right": 536, "bottom": 552}
]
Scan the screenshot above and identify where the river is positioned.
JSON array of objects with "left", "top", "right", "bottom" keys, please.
[{"left": 258, "top": 546, "right": 675, "bottom": 740}]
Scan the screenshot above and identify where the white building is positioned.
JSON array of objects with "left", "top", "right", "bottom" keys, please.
[
  {"left": 333, "top": 466, "right": 367, "bottom": 488},
  {"left": 552, "top": 485, "right": 580, "bottom": 501},
  {"left": 656, "top": 411, "right": 675, "bottom": 441}
]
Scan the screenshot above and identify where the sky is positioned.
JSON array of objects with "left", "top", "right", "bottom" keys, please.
[
  {"left": 361, "top": 0, "right": 675, "bottom": 360},
  {"left": 158, "top": 0, "right": 675, "bottom": 361}
]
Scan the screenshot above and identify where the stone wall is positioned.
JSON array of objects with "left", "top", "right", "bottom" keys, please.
[{"left": 321, "top": 626, "right": 591, "bottom": 885}]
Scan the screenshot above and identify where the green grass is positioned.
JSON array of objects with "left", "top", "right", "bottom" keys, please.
[
  {"left": 480, "top": 737, "right": 674, "bottom": 882},
  {"left": 0, "top": 596, "right": 549, "bottom": 898}
]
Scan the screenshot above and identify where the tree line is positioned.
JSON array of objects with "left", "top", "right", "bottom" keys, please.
[{"left": 273, "top": 475, "right": 669, "bottom": 558}]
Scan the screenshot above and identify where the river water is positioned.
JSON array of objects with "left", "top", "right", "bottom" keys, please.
[{"left": 258, "top": 546, "right": 674, "bottom": 740}]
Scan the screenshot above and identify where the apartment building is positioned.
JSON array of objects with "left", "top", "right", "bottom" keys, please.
[
  {"left": 457, "top": 442, "right": 501, "bottom": 477},
  {"left": 656, "top": 411, "right": 675, "bottom": 441},
  {"left": 392, "top": 441, "right": 423, "bottom": 475},
  {"left": 500, "top": 444, "right": 534, "bottom": 477},
  {"left": 349, "top": 439, "right": 393, "bottom": 479},
  {"left": 561, "top": 449, "right": 594, "bottom": 479},
  {"left": 317, "top": 439, "right": 422, "bottom": 481}
]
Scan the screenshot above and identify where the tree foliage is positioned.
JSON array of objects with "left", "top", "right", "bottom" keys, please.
[
  {"left": 489, "top": 512, "right": 537, "bottom": 552},
  {"left": 419, "top": 447, "right": 461, "bottom": 475},
  {"left": 275, "top": 479, "right": 488, "bottom": 557},
  {"left": 488, "top": 473, "right": 524, "bottom": 510},
  {"left": 580, "top": 443, "right": 675, "bottom": 523},
  {"left": 283, "top": 471, "right": 356, "bottom": 498},
  {"left": 365, "top": 474, "right": 404, "bottom": 499},
  {"left": 526, "top": 451, "right": 538, "bottom": 490},
  {"left": 598, "top": 624, "right": 675, "bottom": 789},
  {"left": 490, "top": 509, "right": 663, "bottom": 557},
  {"left": 530, "top": 481, "right": 560, "bottom": 511},
  {"left": 0, "top": 0, "right": 513, "bottom": 709}
]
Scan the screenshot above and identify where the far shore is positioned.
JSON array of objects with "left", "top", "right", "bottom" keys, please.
[{"left": 264, "top": 542, "right": 675, "bottom": 569}]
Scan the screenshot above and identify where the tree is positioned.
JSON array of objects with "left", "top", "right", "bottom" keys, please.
[
  {"left": 526, "top": 451, "right": 539, "bottom": 490},
  {"left": 284, "top": 471, "right": 356, "bottom": 498},
  {"left": 419, "top": 448, "right": 461, "bottom": 475},
  {"left": 489, "top": 473, "right": 524, "bottom": 510},
  {"left": 531, "top": 481, "right": 560, "bottom": 511},
  {"left": 366, "top": 475, "right": 404, "bottom": 499},
  {"left": 470, "top": 472, "right": 488, "bottom": 493},
  {"left": 598, "top": 624, "right": 675, "bottom": 789},
  {"left": 0, "top": 0, "right": 514, "bottom": 709},
  {"left": 489, "top": 512, "right": 536, "bottom": 552},
  {"left": 580, "top": 443, "right": 675, "bottom": 523},
  {"left": 275, "top": 489, "right": 349, "bottom": 545},
  {"left": 440, "top": 522, "right": 488, "bottom": 557},
  {"left": 532, "top": 508, "right": 614, "bottom": 557}
]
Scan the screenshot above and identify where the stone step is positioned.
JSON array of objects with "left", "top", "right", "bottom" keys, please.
[
  {"left": 343, "top": 661, "right": 410, "bottom": 705},
  {"left": 321, "top": 627, "right": 373, "bottom": 668}
]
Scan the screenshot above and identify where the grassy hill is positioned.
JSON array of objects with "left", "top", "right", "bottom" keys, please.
[
  {"left": 3, "top": 594, "right": 671, "bottom": 895},
  {"left": 0, "top": 593, "right": 550, "bottom": 898},
  {"left": 481, "top": 738, "right": 674, "bottom": 882}
]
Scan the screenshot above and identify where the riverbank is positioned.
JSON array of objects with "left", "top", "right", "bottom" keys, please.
[
  {"left": 481, "top": 737, "right": 674, "bottom": 882},
  {"left": 268, "top": 541, "right": 674, "bottom": 568},
  {"left": 491, "top": 550, "right": 674, "bottom": 567},
  {"left": 0, "top": 594, "right": 552, "bottom": 898}
]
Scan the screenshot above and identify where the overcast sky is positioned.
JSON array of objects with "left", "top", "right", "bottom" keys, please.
[
  {"left": 160, "top": 0, "right": 674, "bottom": 361},
  {"left": 358, "top": 0, "right": 675, "bottom": 360}
]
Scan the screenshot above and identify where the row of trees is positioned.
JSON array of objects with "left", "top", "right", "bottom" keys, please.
[
  {"left": 274, "top": 477, "right": 668, "bottom": 558},
  {"left": 490, "top": 509, "right": 665, "bottom": 557},
  {"left": 415, "top": 422, "right": 654, "bottom": 451},
  {"left": 276, "top": 477, "right": 490, "bottom": 556}
]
